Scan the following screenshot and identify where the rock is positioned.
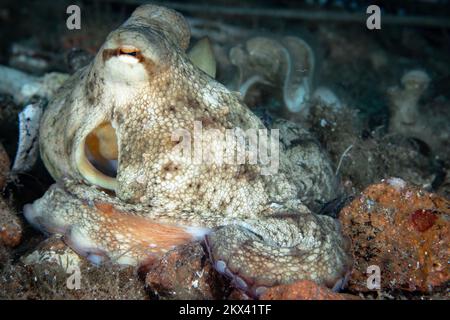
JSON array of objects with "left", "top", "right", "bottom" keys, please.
[
  {"left": 22, "top": 235, "right": 82, "bottom": 272},
  {"left": 0, "top": 197, "right": 22, "bottom": 247},
  {"left": 9, "top": 41, "right": 53, "bottom": 75},
  {"left": 145, "top": 242, "right": 228, "bottom": 299},
  {"left": 227, "top": 288, "right": 251, "bottom": 300},
  {"left": 66, "top": 48, "right": 93, "bottom": 73},
  {"left": 307, "top": 104, "right": 439, "bottom": 196},
  {"left": 0, "top": 142, "right": 22, "bottom": 248},
  {"left": 260, "top": 280, "right": 360, "bottom": 300},
  {"left": 0, "top": 65, "right": 69, "bottom": 104},
  {"left": 387, "top": 70, "right": 450, "bottom": 157},
  {"left": 339, "top": 178, "right": 449, "bottom": 293}
]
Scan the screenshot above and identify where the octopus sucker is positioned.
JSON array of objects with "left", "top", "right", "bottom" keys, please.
[{"left": 26, "top": 4, "right": 352, "bottom": 297}]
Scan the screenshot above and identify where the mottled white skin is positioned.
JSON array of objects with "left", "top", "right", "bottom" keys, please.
[{"left": 25, "top": 5, "right": 351, "bottom": 296}]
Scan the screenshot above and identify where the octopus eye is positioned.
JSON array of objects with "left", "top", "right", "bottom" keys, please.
[
  {"left": 118, "top": 46, "right": 140, "bottom": 57},
  {"left": 76, "top": 122, "right": 118, "bottom": 191}
]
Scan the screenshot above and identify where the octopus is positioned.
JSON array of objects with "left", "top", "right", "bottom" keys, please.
[{"left": 24, "top": 5, "right": 352, "bottom": 297}]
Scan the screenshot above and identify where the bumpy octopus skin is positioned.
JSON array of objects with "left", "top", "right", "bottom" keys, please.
[{"left": 24, "top": 5, "right": 352, "bottom": 297}]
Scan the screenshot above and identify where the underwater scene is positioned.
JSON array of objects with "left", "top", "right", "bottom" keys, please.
[{"left": 0, "top": 0, "right": 448, "bottom": 301}]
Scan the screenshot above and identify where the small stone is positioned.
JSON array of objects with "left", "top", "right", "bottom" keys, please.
[{"left": 144, "top": 242, "right": 228, "bottom": 299}]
